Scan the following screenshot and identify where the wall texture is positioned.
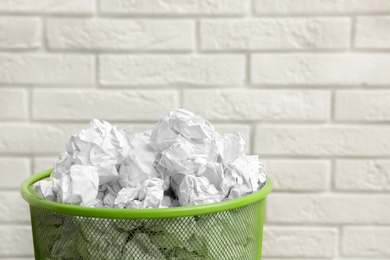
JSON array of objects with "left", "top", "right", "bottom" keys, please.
[{"left": 1, "top": 0, "right": 390, "bottom": 259}]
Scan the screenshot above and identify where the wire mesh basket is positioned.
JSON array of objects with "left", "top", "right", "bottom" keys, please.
[{"left": 21, "top": 169, "right": 272, "bottom": 260}]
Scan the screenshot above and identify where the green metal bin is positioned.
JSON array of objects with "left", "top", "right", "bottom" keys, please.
[{"left": 21, "top": 169, "right": 272, "bottom": 260}]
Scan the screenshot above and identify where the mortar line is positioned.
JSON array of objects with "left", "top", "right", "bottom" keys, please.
[{"left": 350, "top": 15, "right": 357, "bottom": 50}]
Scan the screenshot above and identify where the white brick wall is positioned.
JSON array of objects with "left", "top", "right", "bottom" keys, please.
[
  {"left": 355, "top": 16, "right": 390, "bottom": 48},
  {"left": 254, "top": 0, "right": 390, "bottom": 14},
  {"left": 0, "top": 54, "right": 95, "bottom": 85},
  {"left": 251, "top": 54, "right": 390, "bottom": 85},
  {"left": 0, "top": 0, "right": 389, "bottom": 259},
  {"left": 263, "top": 227, "right": 338, "bottom": 258},
  {"left": 200, "top": 18, "right": 350, "bottom": 50},
  {"left": 342, "top": 227, "right": 390, "bottom": 257},
  {"left": 0, "top": 17, "right": 41, "bottom": 50},
  {"left": 99, "top": 0, "right": 250, "bottom": 15},
  {"left": 0, "top": 0, "right": 94, "bottom": 14},
  {"left": 0, "top": 89, "right": 28, "bottom": 119},
  {"left": 335, "top": 160, "right": 390, "bottom": 191},
  {"left": 183, "top": 89, "right": 331, "bottom": 121},
  {"left": 47, "top": 19, "right": 194, "bottom": 51},
  {"left": 99, "top": 55, "right": 245, "bottom": 86},
  {"left": 263, "top": 160, "right": 330, "bottom": 191},
  {"left": 32, "top": 89, "right": 179, "bottom": 120},
  {"left": 335, "top": 90, "right": 390, "bottom": 121}
]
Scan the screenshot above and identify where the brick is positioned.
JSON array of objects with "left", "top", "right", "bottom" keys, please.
[
  {"left": 32, "top": 89, "right": 178, "bottom": 121},
  {"left": 335, "top": 160, "right": 390, "bottom": 191},
  {"left": 0, "top": 17, "right": 40, "bottom": 49},
  {"left": 0, "top": 54, "right": 94, "bottom": 85},
  {"left": 100, "top": 55, "right": 245, "bottom": 86},
  {"left": 255, "top": 126, "right": 390, "bottom": 156},
  {"left": 0, "top": 123, "right": 89, "bottom": 154},
  {"left": 342, "top": 227, "right": 390, "bottom": 257},
  {"left": 263, "top": 227, "right": 337, "bottom": 258},
  {"left": 0, "top": 89, "right": 28, "bottom": 120},
  {"left": 251, "top": 54, "right": 390, "bottom": 85},
  {"left": 355, "top": 16, "right": 390, "bottom": 48},
  {"left": 0, "top": 192, "right": 30, "bottom": 222},
  {"left": 266, "top": 194, "right": 390, "bottom": 224},
  {"left": 0, "top": 158, "right": 30, "bottom": 189},
  {"left": 201, "top": 18, "right": 349, "bottom": 50},
  {"left": 255, "top": 0, "right": 390, "bottom": 14},
  {"left": 33, "top": 157, "right": 57, "bottom": 173},
  {"left": 47, "top": 18, "right": 193, "bottom": 51},
  {"left": 0, "top": 0, "right": 93, "bottom": 14},
  {"left": 335, "top": 90, "right": 390, "bottom": 121},
  {"left": 100, "top": 0, "right": 249, "bottom": 15},
  {"left": 183, "top": 89, "right": 330, "bottom": 121},
  {"left": 0, "top": 225, "right": 33, "bottom": 256},
  {"left": 263, "top": 160, "right": 330, "bottom": 191}
]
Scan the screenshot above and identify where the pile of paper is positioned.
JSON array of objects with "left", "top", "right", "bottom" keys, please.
[{"left": 34, "top": 109, "right": 266, "bottom": 208}]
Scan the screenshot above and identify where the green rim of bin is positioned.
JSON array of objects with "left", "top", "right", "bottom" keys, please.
[{"left": 21, "top": 169, "right": 272, "bottom": 219}]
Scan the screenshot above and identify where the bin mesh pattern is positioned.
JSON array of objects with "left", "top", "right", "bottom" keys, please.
[{"left": 29, "top": 200, "right": 264, "bottom": 260}]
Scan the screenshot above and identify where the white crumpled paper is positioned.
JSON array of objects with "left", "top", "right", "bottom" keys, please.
[
  {"left": 171, "top": 174, "right": 223, "bottom": 206},
  {"left": 118, "top": 131, "right": 160, "bottom": 188},
  {"left": 113, "top": 178, "right": 166, "bottom": 209},
  {"left": 57, "top": 165, "right": 99, "bottom": 206},
  {"left": 33, "top": 109, "right": 266, "bottom": 208}
]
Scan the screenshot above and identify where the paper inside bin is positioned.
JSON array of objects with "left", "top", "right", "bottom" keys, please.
[{"left": 33, "top": 109, "right": 266, "bottom": 208}]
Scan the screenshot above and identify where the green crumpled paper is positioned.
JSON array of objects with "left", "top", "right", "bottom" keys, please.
[
  {"left": 147, "top": 217, "right": 196, "bottom": 250},
  {"left": 190, "top": 213, "right": 256, "bottom": 260},
  {"left": 35, "top": 210, "right": 257, "bottom": 259},
  {"left": 37, "top": 214, "right": 81, "bottom": 259},
  {"left": 122, "top": 233, "right": 166, "bottom": 260},
  {"left": 76, "top": 218, "right": 128, "bottom": 260}
]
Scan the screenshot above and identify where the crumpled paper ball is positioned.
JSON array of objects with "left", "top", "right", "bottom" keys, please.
[{"left": 34, "top": 109, "right": 266, "bottom": 208}]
